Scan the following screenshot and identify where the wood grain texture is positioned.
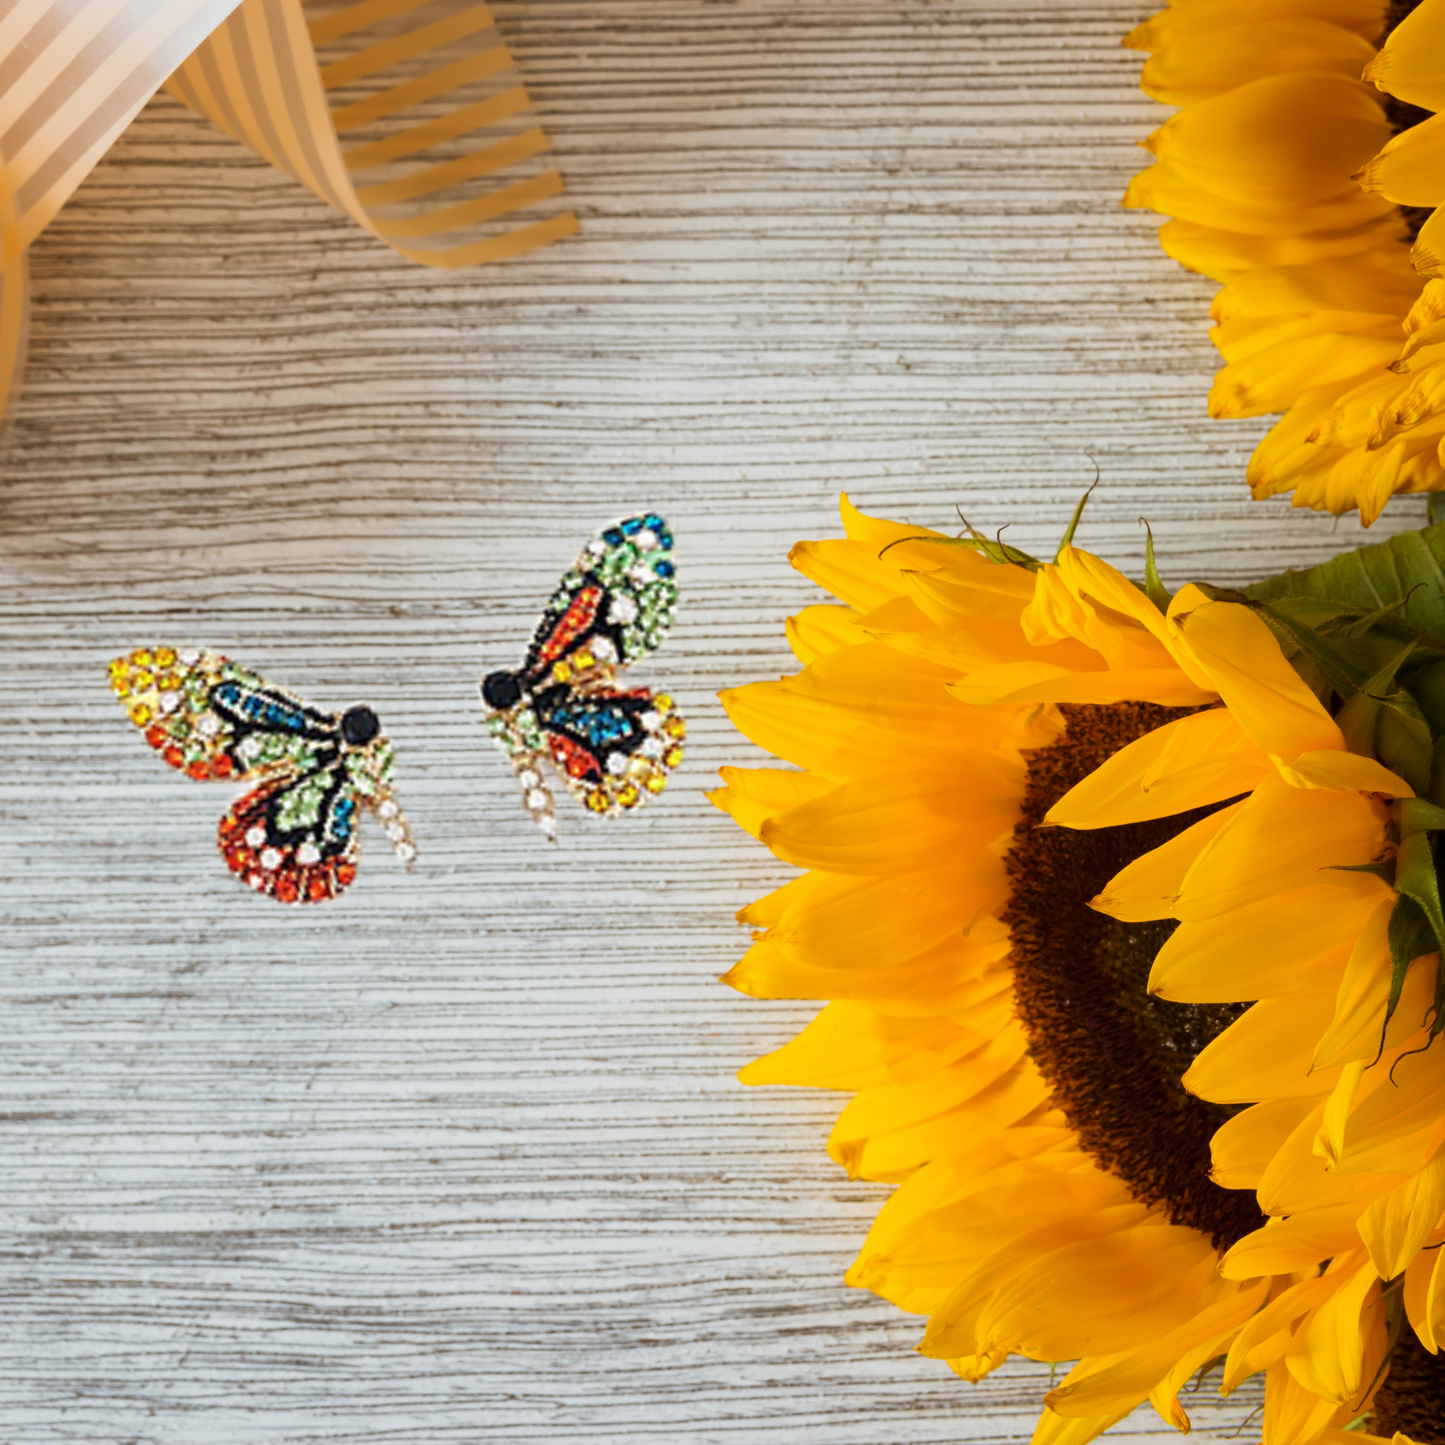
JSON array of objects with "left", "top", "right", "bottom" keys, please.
[{"left": 0, "top": 1, "right": 1416, "bottom": 1439}]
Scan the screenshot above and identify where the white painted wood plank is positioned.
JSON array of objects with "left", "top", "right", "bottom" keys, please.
[{"left": 0, "top": 1, "right": 1401, "bottom": 1439}]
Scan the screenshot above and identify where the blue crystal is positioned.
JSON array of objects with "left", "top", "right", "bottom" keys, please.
[
  {"left": 653, "top": 559, "right": 675, "bottom": 578},
  {"left": 621, "top": 517, "right": 642, "bottom": 536},
  {"left": 601, "top": 528, "right": 624, "bottom": 547}
]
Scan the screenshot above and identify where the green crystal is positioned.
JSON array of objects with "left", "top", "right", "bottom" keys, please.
[
  {"left": 516, "top": 707, "right": 544, "bottom": 749},
  {"left": 277, "top": 775, "right": 327, "bottom": 832}
]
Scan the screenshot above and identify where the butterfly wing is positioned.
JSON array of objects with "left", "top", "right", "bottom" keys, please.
[
  {"left": 218, "top": 766, "right": 364, "bottom": 905},
  {"left": 110, "top": 646, "right": 341, "bottom": 783},
  {"left": 534, "top": 684, "right": 686, "bottom": 815},
  {"left": 520, "top": 513, "right": 677, "bottom": 686},
  {"left": 111, "top": 647, "right": 367, "bottom": 904}
]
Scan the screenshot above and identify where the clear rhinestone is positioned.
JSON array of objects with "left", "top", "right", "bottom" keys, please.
[
  {"left": 526, "top": 788, "right": 550, "bottom": 810},
  {"left": 377, "top": 799, "right": 399, "bottom": 821},
  {"left": 386, "top": 822, "right": 407, "bottom": 843},
  {"left": 627, "top": 565, "right": 651, "bottom": 587},
  {"left": 538, "top": 815, "right": 558, "bottom": 838},
  {"left": 178, "top": 648, "right": 200, "bottom": 666},
  {"left": 260, "top": 847, "right": 282, "bottom": 871},
  {"left": 247, "top": 873, "right": 264, "bottom": 891},
  {"left": 158, "top": 690, "right": 181, "bottom": 714},
  {"left": 245, "top": 826, "right": 266, "bottom": 848},
  {"left": 518, "top": 769, "right": 540, "bottom": 790},
  {"left": 607, "top": 754, "right": 629, "bottom": 775},
  {"left": 297, "top": 842, "right": 321, "bottom": 866},
  {"left": 591, "top": 636, "right": 617, "bottom": 663},
  {"left": 238, "top": 734, "right": 264, "bottom": 761},
  {"left": 641, "top": 737, "right": 665, "bottom": 758},
  {"left": 636, "top": 529, "right": 657, "bottom": 552},
  {"left": 587, "top": 539, "right": 607, "bottom": 558},
  {"left": 396, "top": 841, "right": 417, "bottom": 864},
  {"left": 197, "top": 712, "right": 221, "bottom": 738},
  {"left": 642, "top": 710, "right": 661, "bottom": 731},
  {"left": 609, "top": 596, "right": 638, "bottom": 626}
]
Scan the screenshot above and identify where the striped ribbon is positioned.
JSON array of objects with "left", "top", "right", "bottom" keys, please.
[{"left": 0, "top": 0, "right": 577, "bottom": 424}]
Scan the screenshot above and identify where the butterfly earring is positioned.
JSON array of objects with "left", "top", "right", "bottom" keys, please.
[
  {"left": 481, "top": 512, "right": 685, "bottom": 839},
  {"left": 109, "top": 647, "right": 415, "bottom": 904}
]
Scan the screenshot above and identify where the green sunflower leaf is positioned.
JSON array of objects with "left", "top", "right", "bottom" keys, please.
[{"left": 1247, "top": 521, "right": 1445, "bottom": 647}]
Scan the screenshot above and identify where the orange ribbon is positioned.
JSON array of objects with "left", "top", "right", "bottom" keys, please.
[{"left": 0, "top": 0, "right": 577, "bottom": 422}]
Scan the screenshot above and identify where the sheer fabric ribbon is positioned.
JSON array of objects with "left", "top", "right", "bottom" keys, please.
[{"left": 0, "top": 0, "right": 576, "bottom": 421}]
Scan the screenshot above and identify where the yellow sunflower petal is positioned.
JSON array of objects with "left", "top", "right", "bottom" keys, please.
[
  {"left": 1358, "top": 1138, "right": 1445, "bottom": 1279},
  {"left": 1412, "top": 197, "right": 1445, "bottom": 279},
  {"left": 1356, "top": 111, "right": 1445, "bottom": 208},
  {"left": 785, "top": 603, "right": 862, "bottom": 664},
  {"left": 1222, "top": 1266, "right": 1347, "bottom": 1392},
  {"left": 1044, "top": 1280, "right": 1267, "bottom": 1419},
  {"left": 1149, "top": 882, "right": 1380, "bottom": 1003},
  {"left": 1171, "top": 773, "right": 1385, "bottom": 923},
  {"left": 707, "top": 765, "right": 834, "bottom": 839},
  {"left": 1146, "top": 73, "right": 1389, "bottom": 206},
  {"left": 1326, "top": 1040, "right": 1445, "bottom": 1176},
  {"left": 950, "top": 664, "right": 1217, "bottom": 709},
  {"left": 917, "top": 1200, "right": 1155, "bottom": 1359},
  {"left": 1404, "top": 1238, "right": 1445, "bottom": 1354},
  {"left": 1285, "top": 1254, "right": 1384, "bottom": 1406},
  {"left": 1365, "top": 0, "right": 1445, "bottom": 114},
  {"left": 1166, "top": 594, "right": 1345, "bottom": 757},
  {"left": 1047, "top": 706, "right": 1269, "bottom": 829},
  {"left": 1212, "top": 1094, "right": 1323, "bottom": 1191},
  {"left": 973, "top": 1222, "right": 1225, "bottom": 1361},
  {"left": 1028, "top": 1404, "right": 1136, "bottom": 1445},
  {"left": 1184, "top": 991, "right": 1340, "bottom": 1103},
  {"left": 759, "top": 766, "right": 1019, "bottom": 876},
  {"left": 1137, "top": 19, "right": 1377, "bottom": 108},
  {"left": 1275, "top": 749, "right": 1415, "bottom": 795},
  {"left": 740, "top": 1001, "right": 980, "bottom": 1091},
  {"left": 1220, "top": 1204, "right": 1365, "bottom": 1279},
  {"left": 1312, "top": 903, "right": 1437, "bottom": 1070},
  {"left": 834, "top": 1061, "right": 1051, "bottom": 1183},
  {"left": 1089, "top": 802, "right": 1242, "bottom": 922}
]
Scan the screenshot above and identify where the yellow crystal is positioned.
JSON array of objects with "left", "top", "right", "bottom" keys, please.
[
  {"left": 154, "top": 647, "right": 177, "bottom": 668},
  {"left": 616, "top": 783, "right": 641, "bottom": 808},
  {"left": 663, "top": 745, "right": 684, "bottom": 769},
  {"left": 572, "top": 650, "right": 595, "bottom": 670},
  {"left": 654, "top": 693, "right": 673, "bottom": 713},
  {"left": 131, "top": 648, "right": 153, "bottom": 668},
  {"left": 108, "top": 659, "right": 131, "bottom": 695},
  {"left": 644, "top": 773, "right": 667, "bottom": 794},
  {"left": 584, "top": 789, "right": 609, "bottom": 813},
  {"left": 129, "top": 702, "right": 154, "bottom": 727},
  {"left": 552, "top": 660, "right": 574, "bottom": 683},
  {"left": 663, "top": 716, "right": 686, "bottom": 739}
]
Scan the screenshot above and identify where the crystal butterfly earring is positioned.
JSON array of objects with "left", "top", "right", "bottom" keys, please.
[
  {"left": 481, "top": 512, "right": 685, "bottom": 839},
  {"left": 109, "top": 647, "right": 415, "bottom": 904}
]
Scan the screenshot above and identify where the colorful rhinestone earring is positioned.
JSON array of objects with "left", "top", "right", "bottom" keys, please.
[
  {"left": 481, "top": 513, "right": 685, "bottom": 839},
  {"left": 109, "top": 647, "right": 414, "bottom": 904}
]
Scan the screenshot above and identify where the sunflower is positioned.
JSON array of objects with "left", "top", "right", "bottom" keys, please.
[
  {"left": 1122, "top": 0, "right": 1445, "bottom": 523},
  {"left": 714, "top": 496, "right": 1367, "bottom": 1439},
  {"left": 1045, "top": 555, "right": 1445, "bottom": 1433}
]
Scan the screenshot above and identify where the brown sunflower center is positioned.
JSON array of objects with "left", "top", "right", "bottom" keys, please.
[
  {"left": 1002, "top": 701, "right": 1265, "bottom": 1251},
  {"left": 1374, "top": 1328, "right": 1445, "bottom": 1443}
]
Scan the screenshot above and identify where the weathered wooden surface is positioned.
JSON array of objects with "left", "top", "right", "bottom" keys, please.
[{"left": 0, "top": 2, "right": 1416, "bottom": 1440}]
